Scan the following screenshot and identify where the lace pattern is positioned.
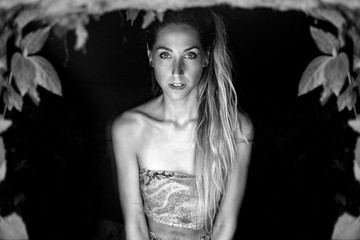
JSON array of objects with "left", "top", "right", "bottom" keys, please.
[{"left": 139, "top": 168, "right": 204, "bottom": 230}]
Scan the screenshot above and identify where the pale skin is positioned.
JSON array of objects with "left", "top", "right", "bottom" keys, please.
[{"left": 112, "top": 23, "right": 253, "bottom": 240}]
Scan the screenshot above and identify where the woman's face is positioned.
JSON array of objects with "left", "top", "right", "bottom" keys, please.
[{"left": 148, "top": 23, "right": 208, "bottom": 101}]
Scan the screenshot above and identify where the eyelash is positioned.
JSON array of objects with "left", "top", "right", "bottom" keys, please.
[
  {"left": 185, "top": 52, "right": 197, "bottom": 59},
  {"left": 159, "top": 52, "right": 197, "bottom": 59},
  {"left": 159, "top": 52, "right": 171, "bottom": 59}
]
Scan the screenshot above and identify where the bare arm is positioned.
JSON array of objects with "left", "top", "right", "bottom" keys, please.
[
  {"left": 112, "top": 112, "right": 149, "bottom": 240},
  {"left": 212, "top": 116, "right": 254, "bottom": 240}
]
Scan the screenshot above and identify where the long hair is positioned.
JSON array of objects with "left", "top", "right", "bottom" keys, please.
[{"left": 144, "top": 8, "right": 247, "bottom": 233}]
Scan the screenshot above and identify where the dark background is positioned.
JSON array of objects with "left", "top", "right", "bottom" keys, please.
[{"left": 2, "top": 5, "right": 359, "bottom": 240}]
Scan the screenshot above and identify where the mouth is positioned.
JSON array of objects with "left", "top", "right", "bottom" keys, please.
[{"left": 169, "top": 83, "right": 186, "bottom": 90}]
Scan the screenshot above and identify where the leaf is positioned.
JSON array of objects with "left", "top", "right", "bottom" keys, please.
[
  {"left": 319, "top": 87, "right": 332, "bottom": 105},
  {"left": 354, "top": 137, "right": 360, "bottom": 180},
  {"left": 3, "top": 83, "right": 23, "bottom": 112},
  {"left": 142, "top": 11, "right": 156, "bottom": 29},
  {"left": 349, "top": 118, "right": 360, "bottom": 134},
  {"left": 310, "top": 26, "right": 340, "bottom": 55},
  {"left": 324, "top": 52, "right": 349, "bottom": 96},
  {"left": 0, "top": 118, "right": 12, "bottom": 134},
  {"left": 156, "top": 11, "right": 164, "bottom": 22},
  {"left": 20, "top": 26, "right": 51, "bottom": 55},
  {"left": 0, "top": 56, "right": 6, "bottom": 72},
  {"left": 0, "top": 137, "right": 5, "bottom": 183},
  {"left": 28, "top": 55, "right": 62, "bottom": 96},
  {"left": 15, "top": 8, "right": 40, "bottom": 30},
  {"left": 126, "top": 9, "right": 139, "bottom": 26},
  {"left": 0, "top": 26, "right": 12, "bottom": 56},
  {"left": 337, "top": 83, "right": 357, "bottom": 111},
  {"left": 0, "top": 159, "right": 6, "bottom": 183},
  {"left": 354, "top": 57, "right": 360, "bottom": 72},
  {"left": 11, "top": 52, "right": 36, "bottom": 96},
  {"left": 332, "top": 213, "right": 360, "bottom": 240},
  {"left": 298, "top": 55, "right": 332, "bottom": 96},
  {"left": 354, "top": 161, "right": 360, "bottom": 183},
  {"left": 74, "top": 22, "right": 88, "bottom": 50},
  {"left": 14, "top": 8, "right": 40, "bottom": 48},
  {"left": 0, "top": 213, "right": 29, "bottom": 240},
  {"left": 28, "top": 87, "right": 40, "bottom": 105},
  {"left": 309, "top": 9, "right": 346, "bottom": 31},
  {"left": 0, "top": 137, "right": 5, "bottom": 165}
]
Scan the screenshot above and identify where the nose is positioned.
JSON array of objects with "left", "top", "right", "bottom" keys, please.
[{"left": 172, "top": 58, "right": 184, "bottom": 76}]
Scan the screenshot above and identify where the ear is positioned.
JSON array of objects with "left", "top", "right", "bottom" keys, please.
[
  {"left": 147, "top": 44, "right": 152, "bottom": 61},
  {"left": 205, "top": 51, "right": 210, "bottom": 65},
  {"left": 206, "top": 50, "right": 210, "bottom": 58}
]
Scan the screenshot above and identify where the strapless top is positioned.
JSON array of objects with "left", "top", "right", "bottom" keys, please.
[{"left": 139, "top": 168, "right": 204, "bottom": 230}]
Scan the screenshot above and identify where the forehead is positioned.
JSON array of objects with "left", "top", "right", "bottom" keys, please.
[{"left": 154, "top": 24, "right": 202, "bottom": 49}]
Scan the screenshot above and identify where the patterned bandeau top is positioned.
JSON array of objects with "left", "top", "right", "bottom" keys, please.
[{"left": 139, "top": 168, "right": 204, "bottom": 230}]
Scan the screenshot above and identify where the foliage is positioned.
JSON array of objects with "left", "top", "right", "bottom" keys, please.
[
  {"left": 0, "top": 6, "right": 163, "bottom": 238},
  {"left": 298, "top": 7, "right": 360, "bottom": 239},
  {"left": 299, "top": 7, "right": 360, "bottom": 138},
  {"left": 0, "top": 212, "right": 28, "bottom": 239},
  {"left": 331, "top": 212, "right": 360, "bottom": 239},
  {"left": 0, "top": 7, "right": 159, "bottom": 115},
  {"left": 0, "top": 8, "right": 93, "bottom": 201},
  {"left": 126, "top": 9, "right": 139, "bottom": 26},
  {"left": 298, "top": 9, "right": 358, "bottom": 111},
  {"left": 0, "top": 13, "right": 61, "bottom": 112},
  {"left": 126, "top": 9, "right": 164, "bottom": 29},
  {"left": 0, "top": 8, "right": 66, "bottom": 239},
  {"left": 0, "top": 3, "right": 359, "bottom": 239}
]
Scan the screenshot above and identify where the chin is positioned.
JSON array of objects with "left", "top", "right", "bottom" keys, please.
[{"left": 168, "top": 93, "right": 197, "bottom": 102}]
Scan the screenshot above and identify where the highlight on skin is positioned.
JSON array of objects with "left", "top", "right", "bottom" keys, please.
[{"left": 144, "top": 9, "right": 248, "bottom": 233}]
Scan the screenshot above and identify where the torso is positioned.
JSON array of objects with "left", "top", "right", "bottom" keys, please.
[
  {"left": 128, "top": 96, "right": 206, "bottom": 239},
  {"left": 133, "top": 96, "right": 197, "bottom": 175}
]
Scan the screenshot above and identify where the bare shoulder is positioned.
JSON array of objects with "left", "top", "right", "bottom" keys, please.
[
  {"left": 112, "top": 110, "right": 143, "bottom": 140},
  {"left": 112, "top": 97, "right": 161, "bottom": 141},
  {"left": 237, "top": 111, "right": 254, "bottom": 142},
  {"left": 111, "top": 108, "right": 150, "bottom": 171}
]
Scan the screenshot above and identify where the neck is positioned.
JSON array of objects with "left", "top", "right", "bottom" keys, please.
[{"left": 160, "top": 94, "right": 198, "bottom": 126}]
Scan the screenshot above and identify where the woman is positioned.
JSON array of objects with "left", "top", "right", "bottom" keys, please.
[{"left": 112, "top": 8, "right": 253, "bottom": 240}]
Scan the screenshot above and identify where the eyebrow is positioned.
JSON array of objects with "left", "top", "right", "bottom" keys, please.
[{"left": 156, "top": 46, "right": 200, "bottom": 52}]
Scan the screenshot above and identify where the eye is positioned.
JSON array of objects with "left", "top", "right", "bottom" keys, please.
[
  {"left": 184, "top": 52, "right": 197, "bottom": 59},
  {"left": 159, "top": 52, "right": 171, "bottom": 59}
]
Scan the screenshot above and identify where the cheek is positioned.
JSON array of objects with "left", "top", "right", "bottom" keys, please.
[
  {"left": 153, "top": 66, "right": 168, "bottom": 85},
  {"left": 153, "top": 60, "right": 171, "bottom": 74},
  {"left": 186, "top": 62, "right": 204, "bottom": 78}
]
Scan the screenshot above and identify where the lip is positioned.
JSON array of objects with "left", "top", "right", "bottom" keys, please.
[{"left": 169, "top": 83, "right": 186, "bottom": 90}]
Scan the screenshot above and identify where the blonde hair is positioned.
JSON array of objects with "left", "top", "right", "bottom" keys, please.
[{"left": 145, "top": 8, "right": 247, "bottom": 233}]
